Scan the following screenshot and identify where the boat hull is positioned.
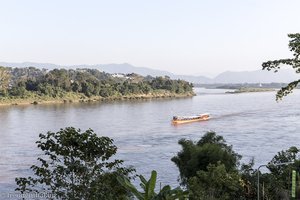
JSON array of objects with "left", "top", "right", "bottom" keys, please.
[{"left": 172, "top": 116, "right": 210, "bottom": 124}]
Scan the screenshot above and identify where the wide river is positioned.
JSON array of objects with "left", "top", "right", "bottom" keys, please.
[{"left": 0, "top": 88, "right": 300, "bottom": 196}]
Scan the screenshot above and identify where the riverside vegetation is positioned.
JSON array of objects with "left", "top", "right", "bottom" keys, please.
[
  {"left": 0, "top": 67, "right": 194, "bottom": 105},
  {"left": 15, "top": 128, "right": 300, "bottom": 200}
]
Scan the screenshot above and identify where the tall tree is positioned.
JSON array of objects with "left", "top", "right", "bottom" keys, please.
[
  {"left": 15, "top": 127, "right": 135, "bottom": 200},
  {"left": 262, "top": 33, "right": 300, "bottom": 100},
  {"left": 171, "top": 132, "right": 241, "bottom": 186},
  {"left": 0, "top": 66, "right": 11, "bottom": 94}
]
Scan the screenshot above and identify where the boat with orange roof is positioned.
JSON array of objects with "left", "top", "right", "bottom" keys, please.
[{"left": 172, "top": 113, "right": 210, "bottom": 124}]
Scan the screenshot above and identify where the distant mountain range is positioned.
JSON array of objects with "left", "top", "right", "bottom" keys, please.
[
  {"left": 0, "top": 62, "right": 298, "bottom": 84},
  {"left": 213, "top": 69, "right": 299, "bottom": 84}
]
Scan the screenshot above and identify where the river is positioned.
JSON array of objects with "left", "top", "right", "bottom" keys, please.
[{"left": 0, "top": 88, "right": 299, "bottom": 196}]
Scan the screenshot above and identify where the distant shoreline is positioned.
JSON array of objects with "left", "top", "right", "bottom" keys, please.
[
  {"left": 0, "top": 91, "right": 195, "bottom": 107},
  {"left": 225, "top": 87, "right": 275, "bottom": 94}
]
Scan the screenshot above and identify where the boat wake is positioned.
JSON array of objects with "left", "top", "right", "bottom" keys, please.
[{"left": 213, "top": 111, "right": 254, "bottom": 120}]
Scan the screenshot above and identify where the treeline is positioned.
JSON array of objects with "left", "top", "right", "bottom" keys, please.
[
  {"left": 0, "top": 67, "right": 193, "bottom": 99},
  {"left": 16, "top": 128, "right": 300, "bottom": 200}
]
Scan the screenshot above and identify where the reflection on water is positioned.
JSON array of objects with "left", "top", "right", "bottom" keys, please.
[{"left": 0, "top": 89, "right": 300, "bottom": 194}]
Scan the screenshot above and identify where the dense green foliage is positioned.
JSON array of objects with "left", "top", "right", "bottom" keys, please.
[
  {"left": 172, "top": 132, "right": 300, "bottom": 199},
  {"left": 171, "top": 132, "right": 244, "bottom": 199},
  {"left": 262, "top": 33, "right": 300, "bottom": 100},
  {"left": 0, "top": 67, "right": 193, "bottom": 100},
  {"left": 15, "top": 127, "right": 135, "bottom": 200},
  {"left": 171, "top": 132, "right": 241, "bottom": 186},
  {"left": 0, "top": 66, "right": 10, "bottom": 95},
  {"left": 256, "top": 147, "right": 300, "bottom": 199},
  {"left": 117, "top": 170, "right": 188, "bottom": 200},
  {"left": 188, "top": 163, "right": 243, "bottom": 200}
]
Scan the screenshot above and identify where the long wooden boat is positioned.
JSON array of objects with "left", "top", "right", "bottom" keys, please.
[{"left": 172, "top": 113, "right": 210, "bottom": 124}]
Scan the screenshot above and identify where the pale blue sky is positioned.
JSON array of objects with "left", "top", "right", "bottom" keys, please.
[{"left": 1, "top": 0, "right": 299, "bottom": 76}]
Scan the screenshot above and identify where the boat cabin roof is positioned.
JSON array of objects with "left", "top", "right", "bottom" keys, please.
[{"left": 173, "top": 113, "right": 210, "bottom": 119}]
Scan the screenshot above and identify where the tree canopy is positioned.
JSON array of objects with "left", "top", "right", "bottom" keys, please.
[
  {"left": 188, "top": 163, "right": 242, "bottom": 200},
  {"left": 15, "top": 127, "right": 135, "bottom": 200},
  {"left": 0, "top": 66, "right": 10, "bottom": 95},
  {"left": 172, "top": 132, "right": 300, "bottom": 199},
  {"left": 0, "top": 67, "right": 193, "bottom": 99},
  {"left": 262, "top": 33, "right": 300, "bottom": 100},
  {"left": 171, "top": 131, "right": 241, "bottom": 186}
]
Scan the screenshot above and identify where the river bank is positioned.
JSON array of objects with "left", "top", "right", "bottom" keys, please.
[
  {"left": 0, "top": 91, "right": 195, "bottom": 107},
  {"left": 225, "top": 87, "right": 275, "bottom": 94}
]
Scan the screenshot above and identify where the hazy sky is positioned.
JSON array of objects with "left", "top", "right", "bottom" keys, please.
[{"left": 1, "top": 0, "right": 300, "bottom": 76}]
